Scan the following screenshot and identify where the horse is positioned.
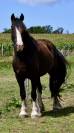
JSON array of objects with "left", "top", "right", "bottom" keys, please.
[{"left": 11, "top": 14, "right": 68, "bottom": 118}]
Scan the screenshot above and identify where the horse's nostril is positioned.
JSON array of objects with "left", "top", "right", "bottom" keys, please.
[{"left": 16, "top": 45, "right": 19, "bottom": 51}]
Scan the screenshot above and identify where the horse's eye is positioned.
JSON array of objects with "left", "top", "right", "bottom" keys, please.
[{"left": 11, "top": 26, "right": 13, "bottom": 29}]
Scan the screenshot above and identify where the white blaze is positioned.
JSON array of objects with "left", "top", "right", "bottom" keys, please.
[{"left": 15, "top": 27, "right": 23, "bottom": 46}]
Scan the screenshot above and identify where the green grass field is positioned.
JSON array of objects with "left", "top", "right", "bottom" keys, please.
[{"left": 0, "top": 55, "right": 74, "bottom": 133}]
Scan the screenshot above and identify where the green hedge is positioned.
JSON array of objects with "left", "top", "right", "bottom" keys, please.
[
  {"left": 0, "top": 42, "right": 74, "bottom": 56},
  {"left": 0, "top": 43, "right": 13, "bottom": 56}
]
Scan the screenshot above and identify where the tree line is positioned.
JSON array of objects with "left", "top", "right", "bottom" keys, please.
[{"left": 3, "top": 25, "right": 64, "bottom": 34}]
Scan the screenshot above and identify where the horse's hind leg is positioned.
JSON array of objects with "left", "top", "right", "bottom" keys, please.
[
  {"left": 49, "top": 76, "right": 63, "bottom": 111},
  {"left": 37, "top": 81, "right": 45, "bottom": 112},
  {"left": 16, "top": 75, "right": 28, "bottom": 117}
]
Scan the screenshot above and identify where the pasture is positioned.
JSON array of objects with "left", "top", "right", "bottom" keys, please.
[
  {"left": 0, "top": 33, "right": 74, "bottom": 133},
  {"left": 0, "top": 55, "right": 74, "bottom": 133}
]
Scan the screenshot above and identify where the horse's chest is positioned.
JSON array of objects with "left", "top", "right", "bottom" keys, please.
[
  {"left": 13, "top": 60, "right": 28, "bottom": 74},
  {"left": 13, "top": 58, "right": 34, "bottom": 78},
  {"left": 16, "top": 64, "right": 27, "bottom": 74}
]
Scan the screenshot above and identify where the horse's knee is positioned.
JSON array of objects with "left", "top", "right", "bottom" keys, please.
[
  {"left": 31, "top": 89, "right": 36, "bottom": 101},
  {"left": 31, "top": 80, "right": 38, "bottom": 101}
]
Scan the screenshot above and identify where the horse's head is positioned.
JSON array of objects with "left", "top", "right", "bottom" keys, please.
[{"left": 11, "top": 14, "right": 25, "bottom": 52}]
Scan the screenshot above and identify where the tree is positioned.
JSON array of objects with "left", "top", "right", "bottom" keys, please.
[
  {"left": 3, "top": 28, "right": 11, "bottom": 33},
  {"left": 28, "top": 25, "right": 53, "bottom": 33},
  {"left": 53, "top": 27, "right": 64, "bottom": 34},
  {"left": 28, "top": 26, "right": 46, "bottom": 33},
  {"left": 43, "top": 25, "right": 53, "bottom": 33}
]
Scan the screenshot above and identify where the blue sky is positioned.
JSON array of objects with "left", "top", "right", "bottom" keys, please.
[{"left": 0, "top": 0, "right": 74, "bottom": 33}]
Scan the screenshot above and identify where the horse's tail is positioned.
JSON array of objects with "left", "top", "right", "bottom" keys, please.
[
  {"left": 49, "top": 45, "right": 70, "bottom": 99},
  {"left": 54, "top": 47, "right": 70, "bottom": 98},
  {"left": 56, "top": 48, "right": 70, "bottom": 82},
  {"left": 63, "top": 57, "right": 71, "bottom": 83},
  {"left": 44, "top": 40, "right": 70, "bottom": 99}
]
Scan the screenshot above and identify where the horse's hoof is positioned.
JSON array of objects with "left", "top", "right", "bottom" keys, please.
[
  {"left": 19, "top": 111, "right": 28, "bottom": 118},
  {"left": 53, "top": 105, "right": 62, "bottom": 111},
  {"left": 31, "top": 111, "right": 42, "bottom": 119}
]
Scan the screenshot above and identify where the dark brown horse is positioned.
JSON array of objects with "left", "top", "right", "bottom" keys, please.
[{"left": 11, "top": 14, "right": 67, "bottom": 118}]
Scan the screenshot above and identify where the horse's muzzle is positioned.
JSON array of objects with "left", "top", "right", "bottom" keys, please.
[{"left": 16, "top": 45, "right": 24, "bottom": 52}]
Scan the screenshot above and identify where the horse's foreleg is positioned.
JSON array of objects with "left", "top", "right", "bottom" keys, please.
[
  {"left": 19, "top": 100, "right": 28, "bottom": 117},
  {"left": 31, "top": 80, "right": 42, "bottom": 118},
  {"left": 16, "top": 76, "right": 28, "bottom": 117}
]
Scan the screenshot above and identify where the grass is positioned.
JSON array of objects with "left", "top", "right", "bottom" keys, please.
[{"left": 0, "top": 56, "right": 74, "bottom": 133}]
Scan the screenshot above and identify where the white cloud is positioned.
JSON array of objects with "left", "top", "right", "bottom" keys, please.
[
  {"left": 18, "top": 0, "right": 58, "bottom": 5},
  {"left": 17, "top": 0, "right": 73, "bottom": 6}
]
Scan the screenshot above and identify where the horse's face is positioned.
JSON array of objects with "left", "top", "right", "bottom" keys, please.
[{"left": 11, "top": 14, "right": 25, "bottom": 52}]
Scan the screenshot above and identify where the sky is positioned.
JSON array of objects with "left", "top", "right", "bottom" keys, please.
[{"left": 0, "top": 0, "right": 74, "bottom": 33}]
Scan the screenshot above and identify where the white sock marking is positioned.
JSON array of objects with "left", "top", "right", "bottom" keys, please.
[
  {"left": 19, "top": 100, "right": 28, "bottom": 117},
  {"left": 31, "top": 101, "right": 41, "bottom": 118}
]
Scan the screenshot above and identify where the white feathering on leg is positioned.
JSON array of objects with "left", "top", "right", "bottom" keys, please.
[{"left": 19, "top": 100, "right": 28, "bottom": 117}]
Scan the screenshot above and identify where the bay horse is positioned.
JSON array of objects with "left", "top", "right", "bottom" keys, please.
[{"left": 11, "top": 14, "right": 67, "bottom": 118}]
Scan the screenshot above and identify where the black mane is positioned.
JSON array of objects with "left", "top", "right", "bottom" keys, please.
[{"left": 21, "top": 29, "right": 37, "bottom": 55}]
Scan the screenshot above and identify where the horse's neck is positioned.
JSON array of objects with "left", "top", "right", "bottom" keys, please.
[{"left": 22, "top": 31, "right": 36, "bottom": 51}]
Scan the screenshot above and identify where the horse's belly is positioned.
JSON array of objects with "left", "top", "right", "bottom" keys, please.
[
  {"left": 39, "top": 60, "right": 52, "bottom": 76},
  {"left": 38, "top": 44, "right": 54, "bottom": 76}
]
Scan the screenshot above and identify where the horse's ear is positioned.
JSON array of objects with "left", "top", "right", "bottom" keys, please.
[
  {"left": 11, "top": 14, "right": 15, "bottom": 21},
  {"left": 20, "top": 14, "right": 24, "bottom": 21}
]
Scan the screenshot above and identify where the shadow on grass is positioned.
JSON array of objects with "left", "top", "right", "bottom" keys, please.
[{"left": 43, "top": 106, "right": 74, "bottom": 117}]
